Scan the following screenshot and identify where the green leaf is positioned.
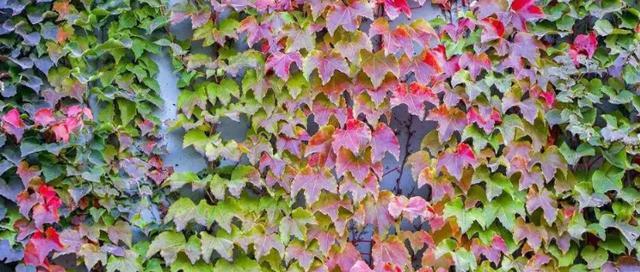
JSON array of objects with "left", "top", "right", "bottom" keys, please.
[
  {"left": 117, "top": 99, "right": 137, "bottom": 125},
  {"left": 580, "top": 246, "right": 608, "bottom": 269},
  {"left": 146, "top": 231, "right": 186, "bottom": 264},
  {"left": 594, "top": 19, "right": 614, "bottom": 35},
  {"left": 200, "top": 230, "right": 234, "bottom": 262},
  {"left": 165, "top": 198, "right": 197, "bottom": 231},
  {"left": 592, "top": 165, "right": 624, "bottom": 193}
]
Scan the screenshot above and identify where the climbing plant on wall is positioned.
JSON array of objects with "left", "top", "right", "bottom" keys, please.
[{"left": 1, "top": 0, "right": 640, "bottom": 271}]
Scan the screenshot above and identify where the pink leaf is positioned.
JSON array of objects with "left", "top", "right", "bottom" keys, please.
[
  {"left": 328, "top": 243, "right": 362, "bottom": 271},
  {"left": 34, "top": 108, "right": 55, "bottom": 126},
  {"left": 2, "top": 108, "right": 25, "bottom": 141},
  {"left": 325, "top": 0, "right": 373, "bottom": 35},
  {"left": 570, "top": 32, "right": 598, "bottom": 62},
  {"left": 391, "top": 82, "right": 439, "bottom": 118},
  {"left": 514, "top": 218, "right": 547, "bottom": 250},
  {"left": 459, "top": 52, "right": 491, "bottom": 80},
  {"left": 349, "top": 260, "right": 374, "bottom": 272},
  {"left": 291, "top": 166, "right": 338, "bottom": 204},
  {"left": 437, "top": 143, "right": 477, "bottom": 181},
  {"left": 23, "top": 227, "right": 64, "bottom": 266},
  {"left": 361, "top": 50, "right": 400, "bottom": 88},
  {"left": 371, "top": 123, "right": 400, "bottom": 161},
  {"left": 303, "top": 50, "right": 349, "bottom": 85},
  {"left": 381, "top": 0, "right": 411, "bottom": 19},
  {"left": 369, "top": 19, "right": 413, "bottom": 56},
  {"left": 372, "top": 236, "right": 410, "bottom": 268},
  {"left": 331, "top": 118, "right": 371, "bottom": 154},
  {"left": 426, "top": 105, "right": 467, "bottom": 142},
  {"left": 266, "top": 51, "right": 302, "bottom": 81},
  {"left": 466, "top": 106, "right": 501, "bottom": 134},
  {"left": 388, "top": 195, "right": 428, "bottom": 221},
  {"left": 526, "top": 188, "right": 557, "bottom": 224},
  {"left": 336, "top": 148, "right": 371, "bottom": 181}
]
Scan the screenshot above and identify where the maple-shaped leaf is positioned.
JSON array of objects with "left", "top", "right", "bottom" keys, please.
[
  {"left": 391, "top": 82, "right": 439, "bottom": 119},
  {"left": 78, "top": 243, "right": 107, "bottom": 270},
  {"left": 437, "top": 143, "right": 478, "bottom": 181},
  {"left": 107, "top": 220, "right": 132, "bottom": 247},
  {"left": 308, "top": 227, "right": 337, "bottom": 254},
  {"left": 24, "top": 227, "right": 64, "bottom": 266},
  {"left": 279, "top": 208, "right": 317, "bottom": 243},
  {"left": 325, "top": 0, "right": 373, "bottom": 35},
  {"left": 335, "top": 31, "right": 372, "bottom": 63},
  {"left": 369, "top": 19, "right": 413, "bottom": 56},
  {"left": 265, "top": 51, "right": 302, "bottom": 81},
  {"left": 473, "top": 0, "right": 508, "bottom": 19},
  {"left": 146, "top": 231, "right": 186, "bottom": 264},
  {"left": 303, "top": 50, "right": 349, "bottom": 85},
  {"left": 411, "top": 48, "right": 445, "bottom": 84},
  {"left": 470, "top": 235, "right": 508, "bottom": 265},
  {"left": 459, "top": 52, "right": 491, "bottom": 80},
  {"left": 285, "top": 241, "right": 315, "bottom": 271},
  {"left": 327, "top": 243, "right": 362, "bottom": 271},
  {"left": 200, "top": 230, "right": 234, "bottom": 262},
  {"left": 238, "top": 16, "right": 273, "bottom": 47},
  {"left": 32, "top": 184, "right": 62, "bottom": 229},
  {"left": 372, "top": 235, "right": 410, "bottom": 268},
  {"left": 426, "top": 105, "right": 467, "bottom": 142},
  {"left": 284, "top": 25, "right": 316, "bottom": 53},
  {"left": 339, "top": 174, "right": 379, "bottom": 204},
  {"left": 371, "top": 123, "right": 400, "bottom": 161},
  {"left": 2, "top": 108, "right": 25, "bottom": 141},
  {"left": 336, "top": 148, "right": 372, "bottom": 181},
  {"left": 363, "top": 191, "right": 395, "bottom": 234},
  {"left": 569, "top": 32, "right": 598, "bottom": 64},
  {"left": 34, "top": 108, "right": 55, "bottom": 127},
  {"left": 380, "top": 0, "right": 411, "bottom": 19},
  {"left": 510, "top": 0, "right": 544, "bottom": 31},
  {"left": 388, "top": 195, "right": 428, "bottom": 221},
  {"left": 361, "top": 50, "right": 400, "bottom": 88},
  {"left": 331, "top": 118, "right": 371, "bottom": 154},
  {"left": 530, "top": 146, "right": 567, "bottom": 182},
  {"left": 17, "top": 161, "right": 41, "bottom": 187},
  {"left": 514, "top": 217, "right": 548, "bottom": 250},
  {"left": 165, "top": 197, "right": 198, "bottom": 231},
  {"left": 479, "top": 17, "right": 505, "bottom": 43},
  {"left": 467, "top": 106, "right": 501, "bottom": 134},
  {"left": 441, "top": 18, "right": 476, "bottom": 41},
  {"left": 510, "top": 32, "right": 542, "bottom": 64},
  {"left": 291, "top": 166, "right": 338, "bottom": 204},
  {"left": 526, "top": 188, "right": 557, "bottom": 224}
]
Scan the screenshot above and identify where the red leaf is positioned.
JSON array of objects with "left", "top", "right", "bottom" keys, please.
[
  {"left": 510, "top": 0, "right": 544, "bottom": 31},
  {"left": 391, "top": 82, "right": 439, "bottom": 118},
  {"left": 381, "top": 0, "right": 411, "bottom": 19},
  {"left": 371, "top": 123, "right": 400, "bottom": 161},
  {"left": 23, "top": 227, "right": 64, "bottom": 266},
  {"left": 34, "top": 108, "right": 55, "bottom": 126},
  {"left": 331, "top": 118, "right": 371, "bottom": 154},
  {"left": 326, "top": 0, "right": 373, "bottom": 35},
  {"left": 51, "top": 123, "right": 70, "bottom": 143},
  {"left": 437, "top": 143, "right": 477, "bottom": 180},
  {"left": 291, "top": 166, "right": 338, "bottom": 204},
  {"left": 32, "top": 185, "right": 62, "bottom": 229},
  {"left": 466, "top": 106, "right": 501, "bottom": 134},
  {"left": 2, "top": 108, "right": 25, "bottom": 141},
  {"left": 480, "top": 17, "right": 505, "bottom": 42},
  {"left": 266, "top": 51, "right": 302, "bottom": 81},
  {"left": 425, "top": 105, "right": 467, "bottom": 142}
]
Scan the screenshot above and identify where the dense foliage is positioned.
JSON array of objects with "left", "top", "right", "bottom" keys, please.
[{"left": 1, "top": 0, "right": 640, "bottom": 271}]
